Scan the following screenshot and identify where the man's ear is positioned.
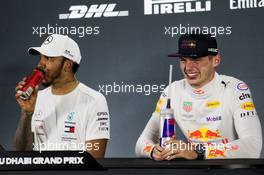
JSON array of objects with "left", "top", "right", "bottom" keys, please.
[
  {"left": 213, "top": 54, "right": 221, "bottom": 67},
  {"left": 63, "top": 59, "right": 73, "bottom": 73}
]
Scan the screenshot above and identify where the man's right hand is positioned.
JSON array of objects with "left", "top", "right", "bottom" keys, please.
[
  {"left": 151, "top": 145, "right": 166, "bottom": 161},
  {"left": 15, "top": 77, "right": 39, "bottom": 116}
]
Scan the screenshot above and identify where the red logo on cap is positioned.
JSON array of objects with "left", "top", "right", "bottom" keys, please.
[{"left": 182, "top": 40, "right": 196, "bottom": 49}]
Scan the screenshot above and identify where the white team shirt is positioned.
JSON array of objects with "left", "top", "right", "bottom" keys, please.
[
  {"left": 135, "top": 73, "right": 262, "bottom": 159},
  {"left": 32, "top": 82, "right": 110, "bottom": 151}
]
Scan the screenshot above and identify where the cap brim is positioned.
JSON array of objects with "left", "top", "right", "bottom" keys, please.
[
  {"left": 28, "top": 47, "right": 62, "bottom": 57},
  {"left": 28, "top": 47, "right": 41, "bottom": 55},
  {"left": 168, "top": 53, "right": 201, "bottom": 58},
  {"left": 168, "top": 53, "right": 181, "bottom": 57}
]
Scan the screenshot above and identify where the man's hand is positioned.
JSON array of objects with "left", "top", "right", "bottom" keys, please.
[
  {"left": 162, "top": 140, "right": 197, "bottom": 160},
  {"left": 85, "top": 139, "right": 108, "bottom": 158},
  {"left": 15, "top": 77, "right": 39, "bottom": 116},
  {"left": 152, "top": 140, "right": 198, "bottom": 161},
  {"left": 151, "top": 144, "right": 165, "bottom": 161},
  {"left": 13, "top": 77, "right": 37, "bottom": 151}
]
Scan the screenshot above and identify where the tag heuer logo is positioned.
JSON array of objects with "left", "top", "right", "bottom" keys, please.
[{"left": 183, "top": 102, "right": 192, "bottom": 112}]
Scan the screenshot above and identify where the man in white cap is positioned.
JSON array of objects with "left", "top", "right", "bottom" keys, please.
[{"left": 14, "top": 34, "right": 110, "bottom": 158}]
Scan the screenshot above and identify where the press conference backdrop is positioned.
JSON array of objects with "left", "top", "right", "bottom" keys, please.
[{"left": 0, "top": 0, "right": 264, "bottom": 157}]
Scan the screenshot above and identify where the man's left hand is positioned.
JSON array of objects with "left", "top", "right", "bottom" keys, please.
[{"left": 160, "top": 140, "right": 198, "bottom": 160}]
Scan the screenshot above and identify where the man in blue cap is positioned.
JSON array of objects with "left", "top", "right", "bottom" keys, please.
[{"left": 135, "top": 33, "right": 262, "bottom": 160}]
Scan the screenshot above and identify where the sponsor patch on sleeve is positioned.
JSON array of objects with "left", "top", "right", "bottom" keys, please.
[
  {"left": 241, "top": 102, "right": 255, "bottom": 110},
  {"left": 239, "top": 93, "right": 251, "bottom": 101},
  {"left": 237, "top": 82, "right": 248, "bottom": 91},
  {"left": 154, "top": 98, "right": 165, "bottom": 113},
  {"left": 143, "top": 143, "right": 153, "bottom": 153}
]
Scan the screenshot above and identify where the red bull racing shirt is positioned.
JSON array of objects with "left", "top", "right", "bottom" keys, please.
[{"left": 135, "top": 73, "right": 262, "bottom": 159}]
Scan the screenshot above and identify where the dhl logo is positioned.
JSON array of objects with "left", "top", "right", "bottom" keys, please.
[
  {"left": 205, "top": 101, "right": 220, "bottom": 109},
  {"left": 241, "top": 102, "right": 255, "bottom": 110}
]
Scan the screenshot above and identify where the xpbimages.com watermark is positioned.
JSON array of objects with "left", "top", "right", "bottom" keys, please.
[
  {"left": 162, "top": 140, "right": 234, "bottom": 155},
  {"left": 33, "top": 142, "right": 100, "bottom": 153},
  {"left": 98, "top": 82, "right": 166, "bottom": 96},
  {"left": 32, "top": 24, "right": 100, "bottom": 38}
]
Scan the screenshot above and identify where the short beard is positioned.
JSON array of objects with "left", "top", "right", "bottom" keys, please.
[
  {"left": 42, "top": 81, "right": 52, "bottom": 88},
  {"left": 41, "top": 58, "right": 66, "bottom": 88}
]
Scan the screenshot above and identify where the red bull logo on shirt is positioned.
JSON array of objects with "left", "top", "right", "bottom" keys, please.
[
  {"left": 208, "top": 148, "right": 226, "bottom": 158},
  {"left": 188, "top": 130, "right": 202, "bottom": 139},
  {"left": 187, "top": 127, "right": 240, "bottom": 158},
  {"left": 188, "top": 127, "right": 221, "bottom": 142},
  {"left": 205, "top": 129, "right": 221, "bottom": 139}
]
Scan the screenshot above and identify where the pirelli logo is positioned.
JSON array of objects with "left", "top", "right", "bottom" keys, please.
[{"left": 144, "top": 0, "right": 212, "bottom": 15}]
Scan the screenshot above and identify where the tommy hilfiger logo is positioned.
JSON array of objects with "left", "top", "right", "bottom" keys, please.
[{"left": 64, "top": 125, "right": 75, "bottom": 133}]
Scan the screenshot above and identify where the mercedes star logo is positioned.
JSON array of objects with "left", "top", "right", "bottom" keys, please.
[{"left": 44, "top": 36, "right": 53, "bottom": 45}]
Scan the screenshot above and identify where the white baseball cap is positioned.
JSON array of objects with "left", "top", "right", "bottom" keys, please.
[{"left": 28, "top": 34, "right": 82, "bottom": 64}]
